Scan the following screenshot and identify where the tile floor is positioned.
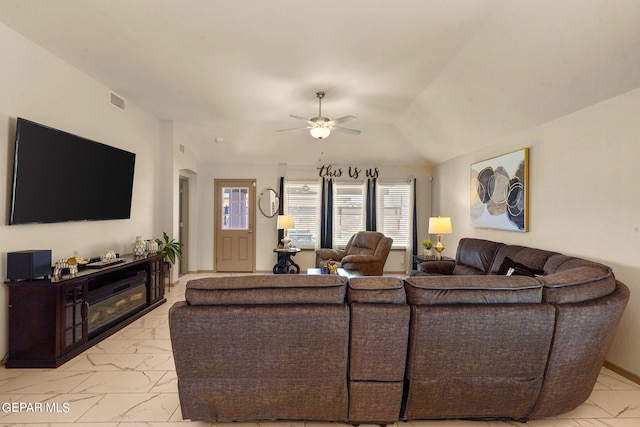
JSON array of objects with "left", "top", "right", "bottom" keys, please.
[{"left": 0, "top": 272, "right": 639, "bottom": 426}]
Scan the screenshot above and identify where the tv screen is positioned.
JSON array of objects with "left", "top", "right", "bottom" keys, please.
[{"left": 9, "top": 118, "right": 136, "bottom": 225}]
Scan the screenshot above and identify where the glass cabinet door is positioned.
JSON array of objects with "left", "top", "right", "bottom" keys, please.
[
  {"left": 61, "top": 281, "right": 88, "bottom": 351},
  {"left": 148, "top": 256, "right": 165, "bottom": 303}
]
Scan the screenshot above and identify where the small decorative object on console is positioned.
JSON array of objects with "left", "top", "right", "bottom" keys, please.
[
  {"left": 101, "top": 251, "right": 117, "bottom": 263},
  {"left": 133, "top": 236, "right": 146, "bottom": 256},
  {"left": 53, "top": 257, "right": 89, "bottom": 279},
  {"left": 146, "top": 239, "right": 158, "bottom": 254},
  {"left": 327, "top": 260, "right": 338, "bottom": 274}
]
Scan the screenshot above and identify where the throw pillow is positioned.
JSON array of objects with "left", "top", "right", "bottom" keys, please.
[{"left": 498, "top": 257, "right": 544, "bottom": 277}]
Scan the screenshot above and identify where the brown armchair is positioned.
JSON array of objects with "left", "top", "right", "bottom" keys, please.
[{"left": 315, "top": 231, "right": 393, "bottom": 276}]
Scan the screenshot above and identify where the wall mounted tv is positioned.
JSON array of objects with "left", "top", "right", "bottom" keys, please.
[{"left": 9, "top": 118, "right": 136, "bottom": 225}]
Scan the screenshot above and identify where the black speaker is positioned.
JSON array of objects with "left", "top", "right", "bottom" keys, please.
[{"left": 7, "top": 250, "right": 52, "bottom": 281}]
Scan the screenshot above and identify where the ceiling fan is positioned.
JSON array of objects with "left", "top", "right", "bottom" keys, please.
[{"left": 277, "top": 92, "right": 361, "bottom": 140}]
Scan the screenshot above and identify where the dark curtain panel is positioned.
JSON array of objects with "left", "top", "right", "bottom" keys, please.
[
  {"left": 277, "top": 177, "right": 285, "bottom": 251},
  {"left": 366, "top": 178, "right": 377, "bottom": 231},
  {"left": 320, "top": 178, "right": 333, "bottom": 248},
  {"left": 412, "top": 178, "right": 418, "bottom": 261}
]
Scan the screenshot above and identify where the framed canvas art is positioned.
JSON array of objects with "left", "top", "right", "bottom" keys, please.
[{"left": 470, "top": 148, "right": 529, "bottom": 232}]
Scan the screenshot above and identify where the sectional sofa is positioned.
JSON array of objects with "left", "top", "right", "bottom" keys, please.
[{"left": 169, "top": 238, "right": 629, "bottom": 424}]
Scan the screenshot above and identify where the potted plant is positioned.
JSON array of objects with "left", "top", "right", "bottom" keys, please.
[
  {"left": 421, "top": 239, "right": 434, "bottom": 258},
  {"left": 156, "top": 232, "right": 184, "bottom": 272}
]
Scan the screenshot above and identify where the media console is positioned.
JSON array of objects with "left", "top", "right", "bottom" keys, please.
[{"left": 5, "top": 253, "right": 165, "bottom": 368}]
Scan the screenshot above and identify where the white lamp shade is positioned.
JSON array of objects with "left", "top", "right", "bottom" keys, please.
[
  {"left": 428, "top": 217, "right": 452, "bottom": 234},
  {"left": 277, "top": 215, "right": 295, "bottom": 230},
  {"left": 310, "top": 127, "right": 330, "bottom": 139}
]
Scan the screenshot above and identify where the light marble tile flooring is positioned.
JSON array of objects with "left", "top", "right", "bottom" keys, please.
[{"left": 0, "top": 272, "right": 639, "bottom": 426}]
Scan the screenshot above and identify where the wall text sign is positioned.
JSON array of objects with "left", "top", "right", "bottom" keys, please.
[{"left": 317, "top": 165, "right": 379, "bottom": 180}]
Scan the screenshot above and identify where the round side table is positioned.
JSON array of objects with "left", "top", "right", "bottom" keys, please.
[{"left": 273, "top": 248, "right": 301, "bottom": 274}]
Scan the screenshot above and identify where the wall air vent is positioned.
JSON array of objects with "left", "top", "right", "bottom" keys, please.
[{"left": 109, "top": 91, "right": 126, "bottom": 110}]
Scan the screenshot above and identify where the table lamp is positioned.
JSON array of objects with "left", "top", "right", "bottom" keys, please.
[
  {"left": 428, "top": 217, "right": 452, "bottom": 259},
  {"left": 277, "top": 215, "right": 295, "bottom": 249}
]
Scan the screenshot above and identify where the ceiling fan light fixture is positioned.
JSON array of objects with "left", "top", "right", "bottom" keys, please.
[{"left": 310, "top": 127, "right": 330, "bottom": 139}]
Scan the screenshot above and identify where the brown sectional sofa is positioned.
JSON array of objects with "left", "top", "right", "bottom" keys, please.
[{"left": 169, "top": 238, "right": 630, "bottom": 424}]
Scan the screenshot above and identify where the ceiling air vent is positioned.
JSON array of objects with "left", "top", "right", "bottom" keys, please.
[{"left": 109, "top": 91, "right": 126, "bottom": 110}]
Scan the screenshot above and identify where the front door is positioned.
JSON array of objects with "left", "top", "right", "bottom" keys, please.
[{"left": 214, "top": 179, "right": 256, "bottom": 272}]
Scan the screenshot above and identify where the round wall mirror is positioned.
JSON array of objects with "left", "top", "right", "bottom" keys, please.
[{"left": 258, "top": 188, "right": 279, "bottom": 218}]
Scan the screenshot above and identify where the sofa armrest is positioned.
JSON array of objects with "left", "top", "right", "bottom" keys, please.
[
  {"left": 316, "top": 248, "right": 346, "bottom": 261},
  {"left": 417, "top": 260, "right": 456, "bottom": 275},
  {"left": 342, "top": 254, "right": 381, "bottom": 265}
]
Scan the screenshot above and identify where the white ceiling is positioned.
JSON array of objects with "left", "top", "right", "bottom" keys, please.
[{"left": 1, "top": 0, "right": 640, "bottom": 165}]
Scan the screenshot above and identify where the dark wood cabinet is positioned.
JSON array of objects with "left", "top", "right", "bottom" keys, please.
[{"left": 6, "top": 253, "right": 165, "bottom": 368}]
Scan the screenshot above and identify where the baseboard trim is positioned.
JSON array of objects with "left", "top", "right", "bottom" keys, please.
[{"left": 603, "top": 361, "right": 640, "bottom": 386}]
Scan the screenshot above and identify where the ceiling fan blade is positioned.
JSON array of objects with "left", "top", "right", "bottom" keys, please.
[
  {"left": 290, "top": 115, "right": 313, "bottom": 124},
  {"left": 276, "top": 126, "right": 309, "bottom": 132},
  {"left": 332, "top": 126, "right": 361, "bottom": 135},
  {"left": 329, "top": 115, "right": 357, "bottom": 125}
]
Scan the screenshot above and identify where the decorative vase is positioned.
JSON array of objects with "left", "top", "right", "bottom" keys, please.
[
  {"left": 133, "top": 236, "right": 146, "bottom": 256},
  {"left": 146, "top": 240, "right": 158, "bottom": 254}
]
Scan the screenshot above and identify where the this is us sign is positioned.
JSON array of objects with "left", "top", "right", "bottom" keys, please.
[{"left": 317, "top": 164, "right": 379, "bottom": 180}]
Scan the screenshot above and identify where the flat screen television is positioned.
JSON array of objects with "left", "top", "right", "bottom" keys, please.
[{"left": 9, "top": 118, "right": 136, "bottom": 225}]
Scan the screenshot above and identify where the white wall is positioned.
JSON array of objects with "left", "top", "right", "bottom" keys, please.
[
  {"left": 0, "top": 23, "right": 162, "bottom": 357},
  {"left": 432, "top": 87, "right": 640, "bottom": 377}
]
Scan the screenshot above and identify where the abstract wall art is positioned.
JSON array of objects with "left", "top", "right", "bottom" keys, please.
[{"left": 470, "top": 148, "right": 529, "bottom": 232}]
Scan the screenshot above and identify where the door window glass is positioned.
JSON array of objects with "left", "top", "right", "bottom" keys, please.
[{"left": 222, "top": 187, "right": 249, "bottom": 230}]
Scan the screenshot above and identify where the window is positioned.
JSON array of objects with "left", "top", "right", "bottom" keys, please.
[
  {"left": 284, "top": 179, "right": 413, "bottom": 250},
  {"left": 377, "top": 182, "right": 411, "bottom": 248},
  {"left": 334, "top": 182, "right": 365, "bottom": 247},
  {"left": 221, "top": 187, "right": 249, "bottom": 229},
  {"left": 284, "top": 181, "right": 321, "bottom": 248}
]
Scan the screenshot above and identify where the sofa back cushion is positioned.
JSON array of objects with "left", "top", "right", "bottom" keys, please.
[
  {"left": 455, "top": 238, "right": 504, "bottom": 274},
  {"left": 404, "top": 275, "right": 542, "bottom": 305},
  {"left": 346, "top": 231, "right": 384, "bottom": 256},
  {"left": 489, "top": 245, "right": 558, "bottom": 275},
  {"left": 186, "top": 275, "right": 347, "bottom": 305}
]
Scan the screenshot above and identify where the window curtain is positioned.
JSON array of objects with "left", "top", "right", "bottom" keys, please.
[
  {"left": 320, "top": 178, "right": 333, "bottom": 249},
  {"left": 406, "top": 177, "right": 417, "bottom": 274},
  {"left": 278, "top": 177, "right": 285, "bottom": 246},
  {"left": 365, "top": 178, "right": 377, "bottom": 231}
]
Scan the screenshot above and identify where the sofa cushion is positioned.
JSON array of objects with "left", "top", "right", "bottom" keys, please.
[
  {"left": 348, "top": 231, "right": 384, "bottom": 256},
  {"left": 348, "top": 277, "right": 406, "bottom": 304},
  {"left": 455, "top": 238, "right": 504, "bottom": 273},
  {"left": 416, "top": 260, "right": 456, "bottom": 275},
  {"left": 539, "top": 266, "right": 616, "bottom": 303},
  {"left": 543, "top": 254, "right": 609, "bottom": 274},
  {"left": 404, "top": 275, "right": 543, "bottom": 305},
  {"left": 497, "top": 257, "right": 544, "bottom": 277},
  {"left": 489, "top": 245, "right": 558, "bottom": 274},
  {"left": 185, "top": 275, "right": 347, "bottom": 305}
]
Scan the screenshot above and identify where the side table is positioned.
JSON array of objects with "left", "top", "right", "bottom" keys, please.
[{"left": 273, "top": 248, "right": 301, "bottom": 274}]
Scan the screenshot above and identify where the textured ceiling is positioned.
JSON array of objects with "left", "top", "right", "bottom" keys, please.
[{"left": 1, "top": 0, "right": 639, "bottom": 165}]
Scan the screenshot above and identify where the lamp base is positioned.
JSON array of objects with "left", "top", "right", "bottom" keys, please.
[
  {"left": 434, "top": 235, "right": 445, "bottom": 259},
  {"left": 281, "top": 237, "right": 292, "bottom": 249}
]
